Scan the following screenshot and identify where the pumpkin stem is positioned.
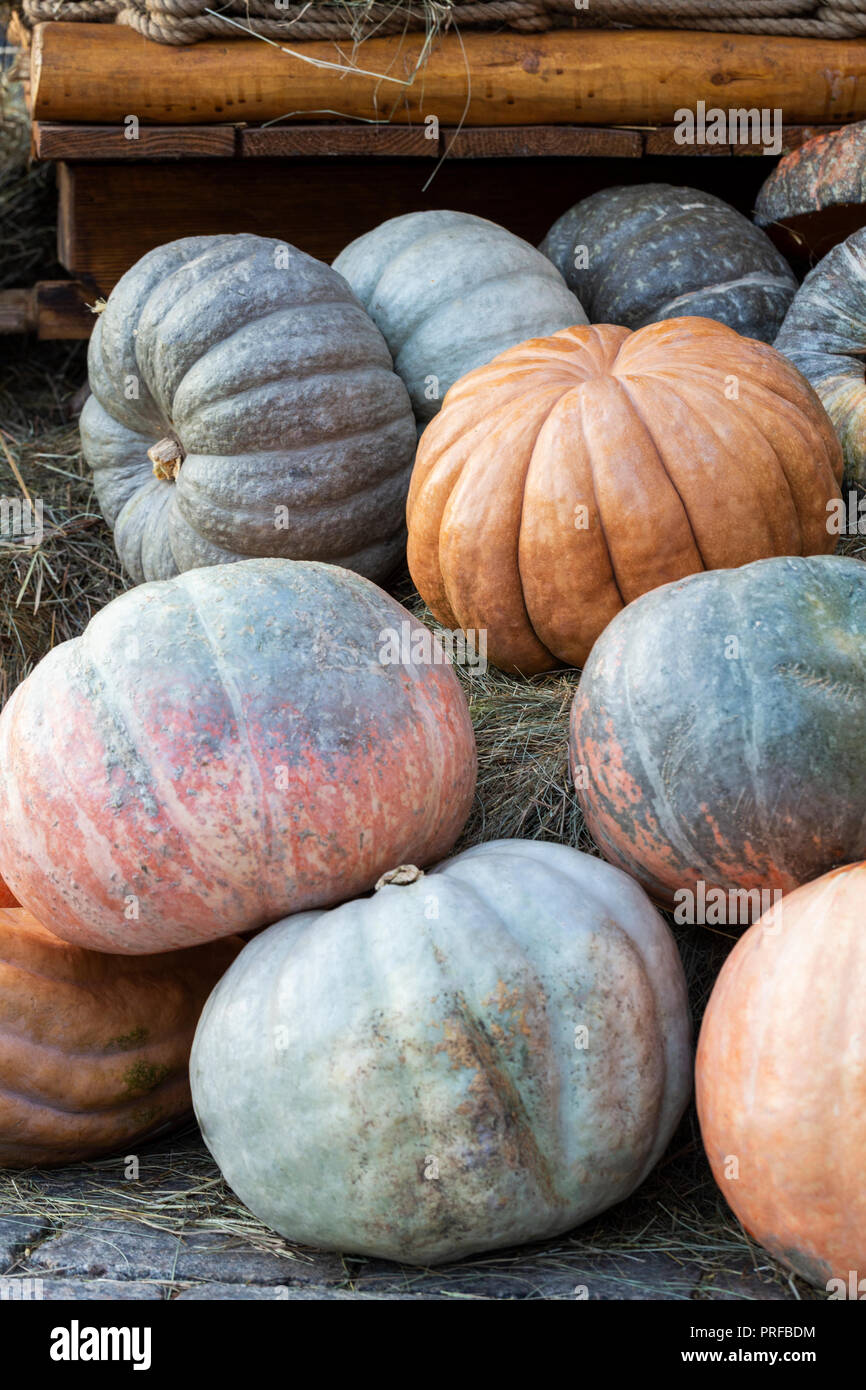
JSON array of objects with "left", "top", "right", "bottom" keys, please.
[
  {"left": 375, "top": 864, "right": 424, "bottom": 890},
  {"left": 149, "top": 435, "right": 185, "bottom": 482}
]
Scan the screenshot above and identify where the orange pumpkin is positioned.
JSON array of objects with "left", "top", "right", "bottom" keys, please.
[
  {"left": 0, "top": 906, "right": 242, "bottom": 1166},
  {"left": 696, "top": 863, "right": 866, "bottom": 1289},
  {"left": 407, "top": 317, "right": 843, "bottom": 674}
]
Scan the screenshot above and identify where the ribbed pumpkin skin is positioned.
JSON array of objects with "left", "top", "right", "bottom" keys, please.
[
  {"left": 570, "top": 555, "right": 866, "bottom": 916},
  {"left": 0, "top": 558, "right": 477, "bottom": 954},
  {"left": 408, "top": 318, "right": 842, "bottom": 675},
  {"left": 541, "top": 184, "right": 797, "bottom": 342},
  {"left": 775, "top": 228, "right": 866, "bottom": 484},
  {"left": 333, "top": 210, "right": 586, "bottom": 425},
  {"left": 0, "top": 907, "right": 241, "bottom": 1167},
  {"left": 191, "top": 839, "right": 691, "bottom": 1266},
  {"left": 696, "top": 863, "right": 866, "bottom": 1287},
  {"left": 80, "top": 234, "right": 416, "bottom": 584}
]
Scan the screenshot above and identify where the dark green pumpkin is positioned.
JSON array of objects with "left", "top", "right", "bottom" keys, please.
[
  {"left": 541, "top": 183, "right": 797, "bottom": 343},
  {"left": 570, "top": 555, "right": 866, "bottom": 922},
  {"left": 775, "top": 227, "right": 866, "bottom": 485}
]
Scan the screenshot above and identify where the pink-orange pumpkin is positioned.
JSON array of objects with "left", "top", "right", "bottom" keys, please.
[
  {"left": 0, "top": 559, "right": 477, "bottom": 954},
  {"left": 697, "top": 862, "right": 866, "bottom": 1288}
]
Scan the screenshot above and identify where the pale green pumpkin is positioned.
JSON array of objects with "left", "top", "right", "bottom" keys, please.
[{"left": 190, "top": 839, "right": 691, "bottom": 1266}]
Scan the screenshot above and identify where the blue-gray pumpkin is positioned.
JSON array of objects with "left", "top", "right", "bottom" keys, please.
[
  {"left": 190, "top": 839, "right": 692, "bottom": 1266},
  {"left": 775, "top": 227, "right": 866, "bottom": 485},
  {"left": 333, "top": 210, "right": 587, "bottom": 426},
  {"left": 80, "top": 234, "right": 416, "bottom": 584}
]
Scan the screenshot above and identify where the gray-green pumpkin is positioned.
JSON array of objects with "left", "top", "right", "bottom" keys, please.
[
  {"left": 775, "top": 228, "right": 866, "bottom": 485},
  {"left": 190, "top": 838, "right": 692, "bottom": 1266},
  {"left": 80, "top": 234, "right": 416, "bottom": 584},
  {"left": 541, "top": 184, "right": 797, "bottom": 343},
  {"left": 332, "top": 211, "right": 587, "bottom": 426}
]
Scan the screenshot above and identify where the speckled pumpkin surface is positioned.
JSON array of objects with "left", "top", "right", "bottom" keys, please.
[
  {"left": 775, "top": 227, "right": 866, "bottom": 485},
  {"left": 570, "top": 555, "right": 866, "bottom": 916},
  {"left": 0, "top": 907, "right": 241, "bottom": 1167},
  {"left": 333, "top": 210, "right": 586, "bottom": 426},
  {"left": 755, "top": 123, "right": 866, "bottom": 267},
  {"left": 696, "top": 862, "right": 866, "bottom": 1288},
  {"left": 757, "top": 123, "right": 866, "bottom": 223},
  {"left": 190, "top": 839, "right": 692, "bottom": 1266},
  {"left": 408, "top": 318, "right": 842, "bottom": 674},
  {"left": 541, "top": 184, "right": 797, "bottom": 342},
  {"left": 80, "top": 234, "right": 416, "bottom": 585},
  {"left": 0, "top": 558, "right": 476, "bottom": 954}
]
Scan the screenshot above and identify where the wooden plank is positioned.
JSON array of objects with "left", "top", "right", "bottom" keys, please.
[
  {"left": 0, "top": 282, "right": 95, "bottom": 338},
  {"left": 645, "top": 122, "right": 846, "bottom": 157},
  {"left": 55, "top": 156, "right": 780, "bottom": 301},
  {"left": 31, "top": 24, "right": 866, "bottom": 128},
  {"left": 241, "top": 125, "right": 433, "bottom": 157},
  {"left": 34, "top": 123, "right": 238, "bottom": 161},
  {"left": 440, "top": 127, "right": 643, "bottom": 158},
  {"left": 33, "top": 280, "right": 98, "bottom": 339},
  {"left": 645, "top": 128, "right": 734, "bottom": 157}
]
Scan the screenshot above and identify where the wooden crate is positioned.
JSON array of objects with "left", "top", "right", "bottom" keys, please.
[{"left": 12, "top": 23, "right": 866, "bottom": 336}]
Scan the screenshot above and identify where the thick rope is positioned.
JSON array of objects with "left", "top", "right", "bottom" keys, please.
[{"left": 19, "top": 0, "right": 866, "bottom": 44}]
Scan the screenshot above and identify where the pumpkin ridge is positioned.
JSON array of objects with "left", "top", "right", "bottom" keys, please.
[
  {"left": 170, "top": 305, "right": 395, "bottom": 417},
  {"left": 379, "top": 239, "right": 572, "bottom": 359},
  {"left": 435, "top": 854, "right": 675, "bottom": 1193},
  {"left": 0, "top": 1016, "right": 195, "bottom": 1059},
  {"left": 32, "top": 642, "right": 170, "bottom": 920},
  {"left": 408, "top": 867, "right": 565, "bottom": 1204},
  {"left": 173, "top": 460, "right": 412, "bottom": 562},
  {"left": 174, "top": 430, "right": 415, "bottom": 515},
  {"left": 633, "top": 360, "right": 843, "bottom": 488},
  {"left": 439, "top": 389, "right": 562, "bottom": 671},
  {"left": 570, "top": 383, "right": 627, "bottom": 609},
  {"left": 651, "top": 271, "right": 801, "bottom": 322},
  {"left": 176, "top": 388, "right": 415, "bottom": 461},
  {"left": 179, "top": 575, "right": 276, "bottom": 893},
  {"left": 0, "top": 1072, "right": 186, "bottom": 1118},
  {"left": 611, "top": 375, "right": 708, "bottom": 573},
  {"left": 726, "top": 574, "right": 781, "bottom": 883},
  {"left": 75, "top": 607, "right": 267, "bottom": 927},
  {"left": 619, "top": 370, "right": 808, "bottom": 567},
  {"left": 617, "top": 640, "right": 712, "bottom": 878}
]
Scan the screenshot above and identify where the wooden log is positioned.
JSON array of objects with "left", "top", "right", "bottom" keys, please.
[
  {"left": 34, "top": 123, "right": 238, "bottom": 161},
  {"left": 31, "top": 24, "right": 866, "bottom": 128}
]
